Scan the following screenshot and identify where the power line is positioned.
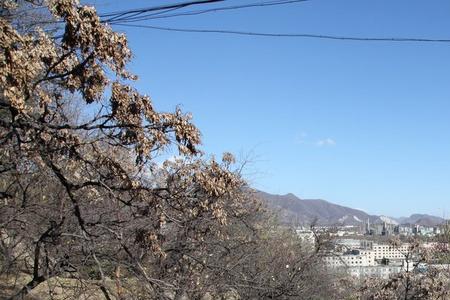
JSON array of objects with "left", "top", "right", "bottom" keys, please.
[
  {"left": 29, "top": 0, "right": 228, "bottom": 25},
  {"left": 113, "top": 24, "right": 450, "bottom": 43},
  {"left": 100, "top": 0, "right": 226, "bottom": 23},
  {"left": 106, "top": 0, "right": 309, "bottom": 24},
  {"left": 21, "top": 1, "right": 450, "bottom": 45}
]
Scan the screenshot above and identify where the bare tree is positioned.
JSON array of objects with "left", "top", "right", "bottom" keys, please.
[
  {"left": 1, "top": 1, "right": 351, "bottom": 299},
  {"left": 0, "top": 0, "right": 236, "bottom": 298}
]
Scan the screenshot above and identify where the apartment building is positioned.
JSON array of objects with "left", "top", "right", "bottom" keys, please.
[
  {"left": 372, "top": 243, "right": 409, "bottom": 260},
  {"left": 323, "top": 249, "right": 376, "bottom": 267},
  {"left": 348, "top": 265, "right": 403, "bottom": 280}
]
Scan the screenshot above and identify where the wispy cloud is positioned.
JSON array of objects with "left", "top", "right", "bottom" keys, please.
[
  {"left": 295, "top": 131, "right": 308, "bottom": 144},
  {"left": 316, "top": 138, "right": 336, "bottom": 147}
]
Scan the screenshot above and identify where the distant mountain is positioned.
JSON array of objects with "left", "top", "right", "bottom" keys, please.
[
  {"left": 257, "top": 191, "right": 445, "bottom": 227},
  {"left": 397, "top": 214, "right": 445, "bottom": 227},
  {"left": 256, "top": 191, "right": 376, "bottom": 226}
]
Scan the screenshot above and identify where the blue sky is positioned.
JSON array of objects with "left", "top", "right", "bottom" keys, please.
[{"left": 87, "top": 0, "right": 450, "bottom": 217}]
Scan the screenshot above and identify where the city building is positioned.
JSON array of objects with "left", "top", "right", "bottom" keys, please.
[
  {"left": 394, "top": 224, "right": 414, "bottom": 236},
  {"left": 347, "top": 265, "right": 403, "bottom": 280},
  {"left": 372, "top": 243, "right": 409, "bottom": 260},
  {"left": 322, "top": 239, "right": 420, "bottom": 279},
  {"left": 323, "top": 249, "right": 376, "bottom": 268}
]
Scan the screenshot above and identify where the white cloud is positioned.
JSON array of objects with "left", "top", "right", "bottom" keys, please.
[{"left": 316, "top": 138, "right": 336, "bottom": 147}]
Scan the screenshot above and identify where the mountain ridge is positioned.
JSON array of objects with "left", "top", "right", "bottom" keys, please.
[{"left": 257, "top": 191, "right": 445, "bottom": 227}]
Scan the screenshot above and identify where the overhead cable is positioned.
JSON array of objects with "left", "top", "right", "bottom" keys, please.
[
  {"left": 106, "top": 0, "right": 309, "bottom": 24},
  {"left": 114, "top": 23, "right": 450, "bottom": 43},
  {"left": 100, "top": 0, "right": 226, "bottom": 23}
]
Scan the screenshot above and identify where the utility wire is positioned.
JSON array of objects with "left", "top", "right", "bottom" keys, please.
[
  {"left": 20, "top": 0, "right": 450, "bottom": 45},
  {"left": 106, "top": 0, "right": 309, "bottom": 24},
  {"left": 100, "top": 0, "right": 226, "bottom": 23},
  {"left": 114, "top": 23, "right": 450, "bottom": 43},
  {"left": 28, "top": 0, "right": 227, "bottom": 25}
]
